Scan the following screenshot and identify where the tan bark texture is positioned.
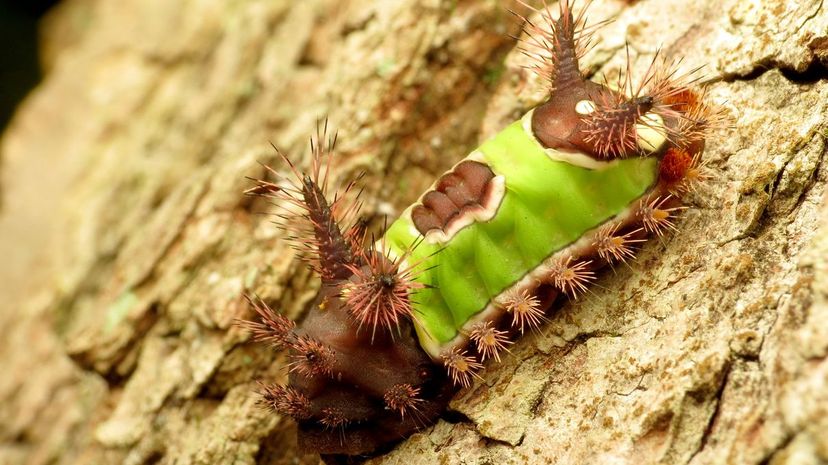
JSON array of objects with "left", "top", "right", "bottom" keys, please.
[{"left": 1, "top": 0, "right": 827, "bottom": 464}]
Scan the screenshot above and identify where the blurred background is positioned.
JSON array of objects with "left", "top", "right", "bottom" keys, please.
[
  {"left": 0, "top": 0, "right": 58, "bottom": 131},
  {"left": 0, "top": 0, "right": 61, "bottom": 313}
]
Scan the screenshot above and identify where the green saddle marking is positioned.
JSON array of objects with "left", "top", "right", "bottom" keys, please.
[{"left": 384, "top": 119, "right": 658, "bottom": 354}]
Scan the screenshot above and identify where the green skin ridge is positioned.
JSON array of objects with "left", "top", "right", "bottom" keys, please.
[{"left": 384, "top": 114, "right": 658, "bottom": 357}]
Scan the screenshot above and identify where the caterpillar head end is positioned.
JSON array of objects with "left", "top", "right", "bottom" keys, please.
[{"left": 519, "top": 1, "right": 720, "bottom": 165}]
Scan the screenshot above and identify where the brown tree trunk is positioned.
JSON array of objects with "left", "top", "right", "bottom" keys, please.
[{"left": 1, "top": 1, "right": 827, "bottom": 464}]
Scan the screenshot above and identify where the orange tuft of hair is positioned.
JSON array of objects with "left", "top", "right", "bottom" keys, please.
[
  {"left": 661, "top": 87, "right": 702, "bottom": 114},
  {"left": 659, "top": 147, "right": 694, "bottom": 185}
]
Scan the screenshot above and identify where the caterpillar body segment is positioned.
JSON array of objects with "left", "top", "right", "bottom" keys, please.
[
  {"left": 238, "top": 0, "right": 721, "bottom": 457},
  {"left": 383, "top": 114, "right": 661, "bottom": 358}
]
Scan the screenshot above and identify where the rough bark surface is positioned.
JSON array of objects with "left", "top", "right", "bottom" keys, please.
[{"left": 1, "top": 1, "right": 826, "bottom": 464}]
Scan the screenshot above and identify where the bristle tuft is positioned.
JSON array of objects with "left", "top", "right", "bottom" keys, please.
[
  {"left": 258, "top": 382, "right": 311, "bottom": 420},
  {"left": 639, "top": 196, "right": 684, "bottom": 236},
  {"left": 341, "top": 240, "right": 425, "bottom": 339},
  {"left": 651, "top": 72, "right": 728, "bottom": 145},
  {"left": 681, "top": 154, "right": 713, "bottom": 193},
  {"left": 594, "top": 224, "right": 645, "bottom": 263},
  {"left": 468, "top": 321, "right": 511, "bottom": 362},
  {"left": 442, "top": 347, "right": 484, "bottom": 388},
  {"left": 384, "top": 383, "right": 423, "bottom": 418},
  {"left": 582, "top": 91, "right": 644, "bottom": 158},
  {"left": 661, "top": 148, "right": 711, "bottom": 195},
  {"left": 659, "top": 147, "right": 694, "bottom": 185},
  {"left": 498, "top": 288, "right": 545, "bottom": 333},
  {"left": 288, "top": 335, "right": 336, "bottom": 377},
  {"left": 546, "top": 256, "right": 595, "bottom": 297},
  {"left": 319, "top": 407, "right": 349, "bottom": 429},
  {"left": 628, "top": 54, "right": 731, "bottom": 150},
  {"left": 237, "top": 295, "right": 295, "bottom": 348}
]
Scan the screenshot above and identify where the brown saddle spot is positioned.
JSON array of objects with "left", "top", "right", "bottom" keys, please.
[{"left": 411, "top": 160, "right": 496, "bottom": 235}]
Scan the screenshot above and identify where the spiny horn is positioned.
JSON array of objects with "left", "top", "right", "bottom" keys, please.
[
  {"left": 237, "top": 294, "right": 295, "bottom": 349},
  {"left": 300, "top": 175, "right": 356, "bottom": 281}
]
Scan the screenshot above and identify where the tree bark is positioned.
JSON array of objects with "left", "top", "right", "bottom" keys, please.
[{"left": 1, "top": 1, "right": 826, "bottom": 464}]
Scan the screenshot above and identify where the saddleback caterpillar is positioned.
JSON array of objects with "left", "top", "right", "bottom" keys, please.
[{"left": 238, "top": 0, "right": 723, "bottom": 459}]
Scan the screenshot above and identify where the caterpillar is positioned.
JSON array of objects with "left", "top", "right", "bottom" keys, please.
[{"left": 239, "top": 0, "right": 722, "bottom": 459}]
